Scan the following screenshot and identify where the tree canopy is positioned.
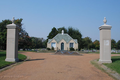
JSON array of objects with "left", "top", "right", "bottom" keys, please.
[
  {"left": 58, "top": 27, "right": 67, "bottom": 33},
  {"left": 1, "top": 19, "right": 120, "bottom": 50},
  {"left": 82, "top": 37, "right": 92, "bottom": 49},
  {"left": 0, "top": 19, "right": 46, "bottom": 50},
  {"left": 67, "top": 27, "right": 82, "bottom": 49},
  {"left": 111, "top": 39, "right": 116, "bottom": 49},
  {"left": 116, "top": 40, "right": 120, "bottom": 50},
  {"left": 93, "top": 40, "right": 99, "bottom": 50},
  {"left": 47, "top": 27, "right": 58, "bottom": 39}
]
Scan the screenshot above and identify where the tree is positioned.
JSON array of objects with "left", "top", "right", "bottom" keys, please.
[
  {"left": 14, "top": 19, "right": 31, "bottom": 50},
  {"left": 58, "top": 27, "right": 67, "bottom": 33},
  {"left": 47, "top": 27, "right": 58, "bottom": 39},
  {"left": 89, "top": 43, "right": 95, "bottom": 50},
  {"left": 0, "top": 18, "right": 47, "bottom": 50},
  {"left": 67, "top": 27, "right": 82, "bottom": 50},
  {"left": 93, "top": 40, "right": 100, "bottom": 50},
  {"left": 111, "top": 39, "right": 116, "bottom": 49},
  {"left": 30, "top": 37, "right": 46, "bottom": 49},
  {"left": 0, "top": 20, "right": 12, "bottom": 49},
  {"left": 42, "top": 39, "right": 47, "bottom": 48},
  {"left": 83, "top": 37, "right": 92, "bottom": 49},
  {"left": 0, "top": 18, "right": 32, "bottom": 50},
  {"left": 46, "top": 27, "right": 58, "bottom": 48},
  {"left": 18, "top": 34, "right": 32, "bottom": 50},
  {"left": 116, "top": 40, "right": 120, "bottom": 50}
]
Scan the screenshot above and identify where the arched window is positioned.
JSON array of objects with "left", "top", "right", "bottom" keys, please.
[
  {"left": 51, "top": 42, "right": 56, "bottom": 48},
  {"left": 70, "top": 43, "right": 74, "bottom": 48}
]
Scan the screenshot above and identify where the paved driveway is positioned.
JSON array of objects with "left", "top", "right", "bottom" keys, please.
[{"left": 0, "top": 52, "right": 119, "bottom": 80}]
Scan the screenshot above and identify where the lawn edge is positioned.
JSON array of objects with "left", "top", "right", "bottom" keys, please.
[
  {"left": 91, "top": 59, "right": 120, "bottom": 80},
  {"left": 0, "top": 54, "right": 30, "bottom": 73}
]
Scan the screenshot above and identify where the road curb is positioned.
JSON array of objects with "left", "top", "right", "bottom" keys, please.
[
  {"left": 92, "top": 59, "right": 120, "bottom": 80},
  {"left": 0, "top": 56, "right": 30, "bottom": 72}
]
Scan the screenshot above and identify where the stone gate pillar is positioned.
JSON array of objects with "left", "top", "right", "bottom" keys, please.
[
  {"left": 99, "top": 17, "right": 112, "bottom": 63},
  {"left": 5, "top": 17, "right": 19, "bottom": 62}
]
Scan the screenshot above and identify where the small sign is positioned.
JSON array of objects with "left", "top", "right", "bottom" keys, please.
[{"left": 104, "top": 40, "right": 109, "bottom": 46}]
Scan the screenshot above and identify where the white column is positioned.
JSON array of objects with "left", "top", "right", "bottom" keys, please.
[
  {"left": 5, "top": 17, "right": 19, "bottom": 62},
  {"left": 99, "top": 17, "right": 112, "bottom": 63}
]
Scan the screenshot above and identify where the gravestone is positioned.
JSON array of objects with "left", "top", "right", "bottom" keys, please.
[
  {"left": 99, "top": 17, "right": 112, "bottom": 63},
  {"left": 5, "top": 17, "right": 19, "bottom": 62}
]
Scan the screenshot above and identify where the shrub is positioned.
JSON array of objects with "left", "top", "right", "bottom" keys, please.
[
  {"left": 76, "top": 49, "right": 78, "bottom": 51},
  {"left": 70, "top": 47, "right": 75, "bottom": 51},
  {"left": 47, "top": 48, "right": 51, "bottom": 50},
  {"left": 52, "top": 47, "right": 54, "bottom": 50}
]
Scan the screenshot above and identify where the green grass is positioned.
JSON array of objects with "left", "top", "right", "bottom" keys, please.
[
  {"left": 18, "top": 50, "right": 36, "bottom": 52},
  {"left": 104, "top": 56, "right": 120, "bottom": 74},
  {"left": 80, "top": 52, "right": 120, "bottom": 54},
  {"left": 111, "top": 53, "right": 120, "bottom": 54},
  {"left": 91, "top": 59, "right": 104, "bottom": 71},
  {"left": 91, "top": 59, "right": 118, "bottom": 80},
  {"left": 88, "top": 52, "right": 99, "bottom": 54},
  {"left": 18, "top": 50, "right": 56, "bottom": 53},
  {"left": 0, "top": 51, "right": 27, "bottom": 69}
]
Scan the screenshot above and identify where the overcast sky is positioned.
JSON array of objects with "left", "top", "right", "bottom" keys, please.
[{"left": 0, "top": 0, "right": 120, "bottom": 42}]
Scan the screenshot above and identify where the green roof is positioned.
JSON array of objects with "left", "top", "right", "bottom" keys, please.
[{"left": 48, "top": 33, "right": 78, "bottom": 43}]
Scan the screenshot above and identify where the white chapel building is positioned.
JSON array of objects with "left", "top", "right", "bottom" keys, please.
[{"left": 47, "top": 30, "right": 78, "bottom": 50}]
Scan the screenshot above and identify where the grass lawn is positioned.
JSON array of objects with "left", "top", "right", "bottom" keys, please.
[
  {"left": 18, "top": 50, "right": 36, "bottom": 52},
  {"left": 111, "top": 53, "right": 120, "bottom": 54},
  {"left": 18, "top": 50, "right": 56, "bottom": 53},
  {"left": 0, "top": 51, "right": 27, "bottom": 69},
  {"left": 81, "top": 52, "right": 120, "bottom": 54},
  {"left": 104, "top": 56, "right": 120, "bottom": 74}
]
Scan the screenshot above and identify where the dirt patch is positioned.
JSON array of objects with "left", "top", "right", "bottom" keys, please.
[{"left": 0, "top": 52, "right": 118, "bottom": 80}]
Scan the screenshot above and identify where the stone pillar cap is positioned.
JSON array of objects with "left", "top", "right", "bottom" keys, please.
[
  {"left": 99, "top": 17, "right": 112, "bottom": 30},
  {"left": 6, "top": 24, "right": 19, "bottom": 29},
  {"left": 6, "top": 17, "right": 19, "bottom": 29},
  {"left": 62, "top": 30, "right": 64, "bottom": 35},
  {"left": 99, "top": 25, "right": 112, "bottom": 30}
]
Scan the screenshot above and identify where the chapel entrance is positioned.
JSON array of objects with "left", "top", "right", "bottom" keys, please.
[{"left": 61, "top": 43, "right": 64, "bottom": 50}]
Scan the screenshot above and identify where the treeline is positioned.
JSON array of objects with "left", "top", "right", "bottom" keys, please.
[
  {"left": 0, "top": 19, "right": 120, "bottom": 50},
  {"left": 0, "top": 19, "right": 46, "bottom": 50},
  {"left": 82, "top": 38, "right": 120, "bottom": 50},
  {"left": 47, "top": 27, "right": 99, "bottom": 50},
  {"left": 111, "top": 39, "right": 120, "bottom": 50},
  {"left": 47, "top": 27, "right": 120, "bottom": 50}
]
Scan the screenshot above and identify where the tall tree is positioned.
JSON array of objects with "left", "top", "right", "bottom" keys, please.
[
  {"left": 116, "top": 40, "right": 120, "bottom": 50},
  {"left": 83, "top": 37, "right": 92, "bottom": 49},
  {"left": 47, "top": 27, "right": 58, "bottom": 39},
  {"left": 0, "top": 20, "right": 11, "bottom": 49},
  {"left": 58, "top": 27, "right": 67, "bottom": 33},
  {"left": 42, "top": 39, "right": 47, "bottom": 48},
  {"left": 30, "top": 37, "right": 45, "bottom": 49},
  {"left": 67, "top": 27, "right": 82, "bottom": 50},
  {"left": 93, "top": 40, "right": 100, "bottom": 50},
  {"left": 14, "top": 19, "right": 31, "bottom": 50},
  {"left": 89, "top": 43, "right": 95, "bottom": 50},
  {"left": 0, "top": 18, "right": 31, "bottom": 50},
  {"left": 111, "top": 39, "right": 116, "bottom": 49}
]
